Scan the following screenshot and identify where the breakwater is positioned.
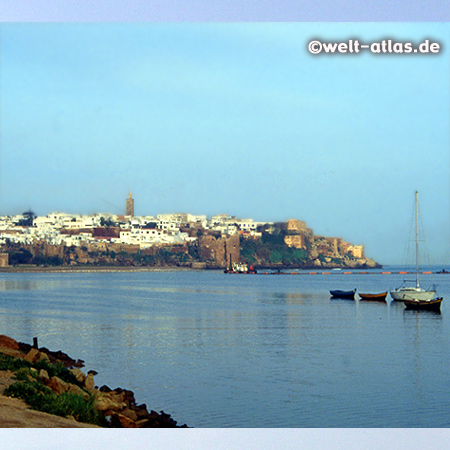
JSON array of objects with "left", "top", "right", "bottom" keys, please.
[
  {"left": 236, "top": 270, "right": 447, "bottom": 275},
  {"left": 0, "top": 335, "right": 187, "bottom": 428}
]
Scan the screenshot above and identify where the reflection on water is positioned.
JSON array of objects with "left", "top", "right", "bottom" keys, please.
[
  {"left": 258, "top": 292, "right": 309, "bottom": 306},
  {"left": 0, "top": 279, "right": 66, "bottom": 291},
  {"left": 0, "top": 270, "right": 449, "bottom": 427},
  {"left": 128, "top": 285, "right": 240, "bottom": 296},
  {"left": 0, "top": 280, "right": 39, "bottom": 291}
]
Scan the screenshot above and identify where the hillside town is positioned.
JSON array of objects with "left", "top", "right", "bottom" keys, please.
[{"left": 0, "top": 194, "right": 379, "bottom": 269}]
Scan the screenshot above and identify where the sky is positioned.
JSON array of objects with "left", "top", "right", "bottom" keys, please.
[
  {"left": 0, "top": 0, "right": 450, "bottom": 22},
  {"left": 0, "top": 22, "right": 449, "bottom": 265}
]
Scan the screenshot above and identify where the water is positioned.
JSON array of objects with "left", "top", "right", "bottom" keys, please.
[{"left": 0, "top": 267, "right": 449, "bottom": 427}]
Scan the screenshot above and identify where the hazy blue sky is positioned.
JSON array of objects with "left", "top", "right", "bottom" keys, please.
[
  {"left": 1, "top": 22, "right": 448, "bottom": 265},
  {"left": 0, "top": 0, "right": 450, "bottom": 22}
]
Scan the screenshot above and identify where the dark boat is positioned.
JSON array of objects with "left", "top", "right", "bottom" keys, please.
[
  {"left": 403, "top": 297, "right": 443, "bottom": 312},
  {"left": 330, "top": 289, "right": 356, "bottom": 299},
  {"left": 358, "top": 292, "right": 387, "bottom": 301}
]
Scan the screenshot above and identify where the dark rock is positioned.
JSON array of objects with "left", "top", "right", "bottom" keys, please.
[
  {"left": 99, "top": 385, "right": 112, "bottom": 393},
  {"left": 18, "top": 342, "right": 84, "bottom": 368}
]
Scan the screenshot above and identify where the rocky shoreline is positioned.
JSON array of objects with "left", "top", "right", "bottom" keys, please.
[
  {"left": 0, "top": 261, "right": 381, "bottom": 273},
  {"left": 0, "top": 335, "right": 187, "bottom": 428},
  {"left": 0, "top": 265, "right": 194, "bottom": 273}
]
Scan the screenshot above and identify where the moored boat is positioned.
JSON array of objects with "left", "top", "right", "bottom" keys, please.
[
  {"left": 224, "top": 262, "right": 257, "bottom": 274},
  {"left": 358, "top": 292, "right": 387, "bottom": 301},
  {"left": 330, "top": 289, "right": 356, "bottom": 299},
  {"left": 403, "top": 297, "right": 442, "bottom": 312},
  {"left": 390, "top": 192, "right": 437, "bottom": 302},
  {"left": 390, "top": 286, "right": 436, "bottom": 301}
]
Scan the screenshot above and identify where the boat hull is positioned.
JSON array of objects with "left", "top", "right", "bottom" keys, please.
[
  {"left": 358, "top": 292, "right": 387, "bottom": 301},
  {"left": 390, "top": 288, "right": 436, "bottom": 301},
  {"left": 403, "top": 297, "right": 442, "bottom": 312},
  {"left": 330, "top": 289, "right": 356, "bottom": 299}
]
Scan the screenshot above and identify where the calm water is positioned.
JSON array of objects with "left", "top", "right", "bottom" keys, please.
[{"left": 0, "top": 267, "right": 449, "bottom": 428}]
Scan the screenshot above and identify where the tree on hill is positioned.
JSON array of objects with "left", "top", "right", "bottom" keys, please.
[
  {"left": 100, "top": 216, "right": 117, "bottom": 227},
  {"left": 17, "top": 210, "right": 36, "bottom": 227}
]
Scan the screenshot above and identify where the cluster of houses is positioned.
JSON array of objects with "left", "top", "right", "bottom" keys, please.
[
  {"left": 0, "top": 212, "right": 266, "bottom": 250},
  {"left": 0, "top": 192, "right": 368, "bottom": 267}
]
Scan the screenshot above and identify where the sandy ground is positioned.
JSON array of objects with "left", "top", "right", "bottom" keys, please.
[
  {"left": 0, "top": 369, "right": 98, "bottom": 428},
  {"left": 0, "top": 395, "right": 99, "bottom": 428}
]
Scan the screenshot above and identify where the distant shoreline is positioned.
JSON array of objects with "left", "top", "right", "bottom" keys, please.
[
  {"left": 0, "top": 265, "right": 195, "bottom": 274},
  {"left": 0, "top": 264, "right": 388, "bottom": 274}
]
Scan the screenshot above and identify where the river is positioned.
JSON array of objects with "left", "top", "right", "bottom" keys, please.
[{"left": 0, "top": 266, "right": 449, "bottom": 427}]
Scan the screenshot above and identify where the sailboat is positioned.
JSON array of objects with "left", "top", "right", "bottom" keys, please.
[{"left": 390, "top": 191, "right": 439, "bottom": 307}]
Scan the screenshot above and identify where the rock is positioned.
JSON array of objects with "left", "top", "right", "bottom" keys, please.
[
  {"left": 99, "top": 385, "right": 112, "bottom": 393},
  {"left": 21, "top": 344, "right": 85, "bottom": 368},
  {"left": 135, "top": 418, "right": 153, "bottom": 428},
  {"left": 67, "top": 384, "right": 90, "bottom": 400},
  {"left": 0, "top": 347, "right": 24, "bottom": 359},
  {"left": 24, "top": 348, "right": 39, "bottom": 363},
  {"left": 364, "top": 258, "right": 378, "bottom": 268},
  {"left": 70, "top": 368, "right": 86, "bottom": 384},
  {"left": 108, "top": 390, "right": 126, "bottom": 404},
  {"left": 37, "top": 352, "right": 50, "bottom": 363},
  {"left": 0, "top": 335, "right": 19, "bottom": 350},
  {"left": 134, "top": 404, "right": 151, "bottom": 419},
  {"left": 159, "top": 410, "right": 177, "bottom": 427},
  {"left": 84, "top": 373, "right": 96, "bottom": 391},
  {"left": 46, "top": 376, "right": 70, "bottom": 395},
  {"left": 109, "top": 412, "right": 138, "bottom": 428},
  {"left": 93, "top": 393, "right": 125, "bottom": 412},
  {"left": 24, "top": 348, "right": 50, "bottom": 364},
  {"left": 4, "top": 336, "right": 188, "bottom": 428},
  {"left": 24, "top": 348, "right": 40, "bottom": 363},
  {"left": 39, "top": 369, "right": 49, "bottom": 382},
  {"left": 120, "top": 408, "right": 138, "bottom": 422}
]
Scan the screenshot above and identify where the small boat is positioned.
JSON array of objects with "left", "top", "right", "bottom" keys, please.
[
  {"left": 330, "top": 289, "right": 356, "bottom": 299},
  {"left": 224, "top": 261, "right": 257, "bottom": 274},
  {"left": 390, "top": 192, "right": 436, "bottom": 302},
  {"left": 403, "top": 297, "right": 443, "bottom": 312},
  {"left": 358, "top": 292, "right": 388, "bottom": 301}
]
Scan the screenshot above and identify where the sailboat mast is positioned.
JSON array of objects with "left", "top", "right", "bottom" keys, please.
[{"left": 415, "top": 191, "right": 419, "bottom": 289}]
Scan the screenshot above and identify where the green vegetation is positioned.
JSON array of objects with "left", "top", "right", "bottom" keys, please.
[
  {"left": 0, "top": 353, "right": 31, "bottom": 371},
  {"left": 0, "top": 352, "right": 105, "bottom": 426},
  {"left": 99, "top": 216, "right": 117, "bottom": 227},
  {"left": 4, "top": 379, "right": 104, "bottom": 425},
  {"left": 240, "top": 232, "right": 308, "bottom": 267},
  {"left": 16, "top": 210, "right": 36, "bottom": 227},
  {"left": 128, "top": 247, "right": 192, "bottom": 266},
  {"left": 31, "top": 255, "right": 64, "bottom": 266},
  {"left": 0, "top": 353, "right": 80, "bottom": 386},
  {"left": 9, "top": 249, "right": 33, "bottom": 265},
  {"left": 2, "top": 244, "right": 195, "bottom": 267}
]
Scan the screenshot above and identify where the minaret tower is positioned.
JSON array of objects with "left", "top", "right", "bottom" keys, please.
[{"left": 126, "top": 192, "right": 134, "bottom": 217}]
